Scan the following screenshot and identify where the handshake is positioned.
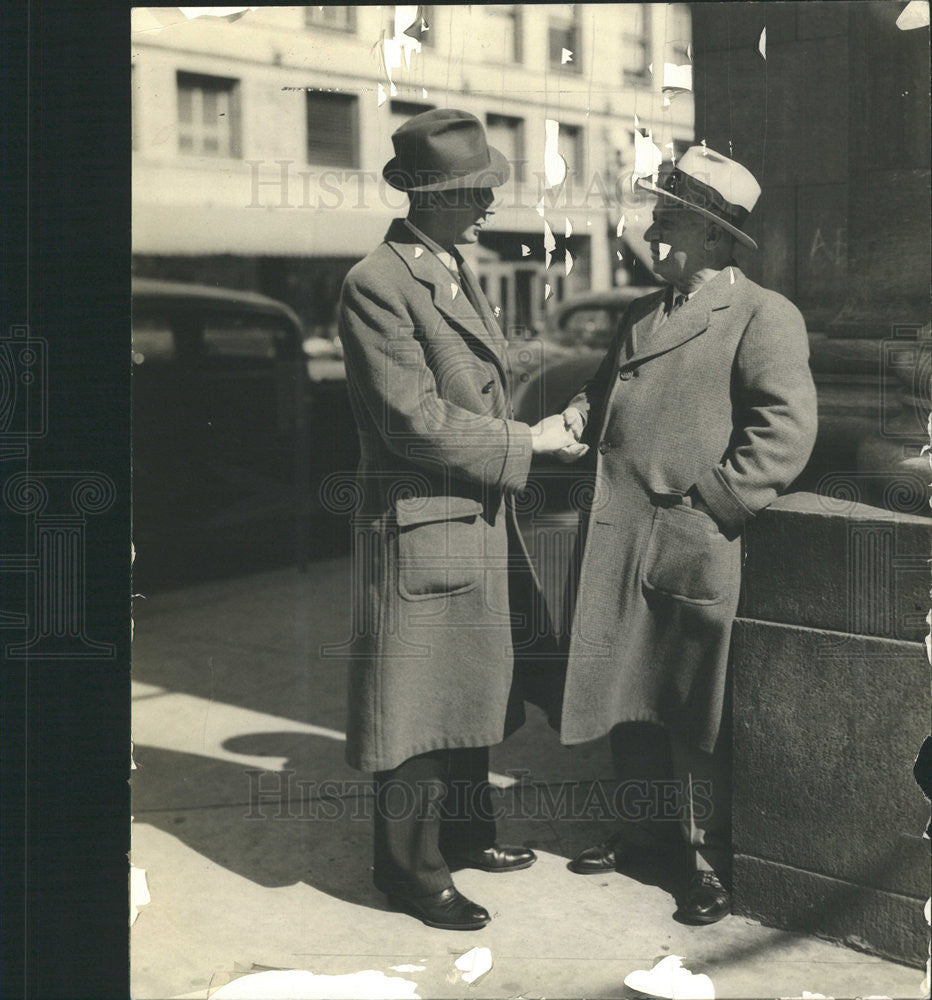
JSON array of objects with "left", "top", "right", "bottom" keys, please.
[{"left": 530, "top": 407, "right": 589, "bottom": 463}]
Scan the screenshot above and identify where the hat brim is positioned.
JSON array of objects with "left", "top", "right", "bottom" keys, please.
[
  {"left": 383, "top": 145, "right": 511, "bottom": 192},
  {"left": 635, "top": 176, "right": 758, "bottom": 251}
]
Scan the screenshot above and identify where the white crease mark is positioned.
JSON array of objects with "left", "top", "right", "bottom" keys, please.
[
  {"left": 543, "top": 119, "right": 567, "bottom": 189},
  {"left": 130, "top": 865, "right": 151, "bottom": 927},
  {"left": 624, "top": 955, "right": 714, "bottom": 999},
  {"left": 454, "top": 947, "right": 492, "bottom": 986},
  {"left": 663, "top": 62, "right": 693, "bottom": 92},
  {"left": 209, "top": 969, "right": 420, "bottom": 999},
  {"left": 897, "top": 1, "right": 930, "bottom": 29}
]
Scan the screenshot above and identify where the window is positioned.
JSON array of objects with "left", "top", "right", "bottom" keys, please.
[
  {"left": 305, "top": 6, "right": 356, "bottom": 32},
  {"left": 548, "top": 4, "right": 582, "bottom": 73},
  {"left": 390, "top": 100, "right": 435, "bottom": 132},
  {"left": 306, "top": 91, "right": 359, "bottom": 168},
  {"left": 622, "top": 4, "right": 651, "bottom": 83},
  {"left": 558, "top": 122, "right": 584, "bottom": 180},
  {"left": 485, "top": 114, "right": 525, "bottom": 182},
  {"left": 484, "top": 5, "right": 523, "bottom": 63},
  {"left": 667, "top": 3, "right": 691, "bottom": 65},
  {"left": 203, "top": 321, "right": 291, "bottom": 361},
  {"left": 177, "top": 72, "right": 241, "bottom": 157}
]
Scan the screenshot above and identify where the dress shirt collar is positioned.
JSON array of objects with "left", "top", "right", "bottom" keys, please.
[{"left": 402, "top": 218, "right": 460, "bottom": 276}]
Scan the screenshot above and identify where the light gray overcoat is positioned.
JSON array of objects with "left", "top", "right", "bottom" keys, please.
[
  {"left": 337, "top": 219, "right": 553, "bottom": 773},
  {"left": 562, "top": 267, "right": 818, "bottom": 753}
]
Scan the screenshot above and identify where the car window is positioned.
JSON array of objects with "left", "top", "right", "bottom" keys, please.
[
  {"left": 132, "top": 316, "right": 175, "bottom": 363},
  {"left": 133, "top": 308, "right": 297, "bottom": 359},
  {"left": 203, "top": 319, "right": 293, "bottom": 360},
  {"left": 553, "top": 306, "right": 619, "bottom": 351}
]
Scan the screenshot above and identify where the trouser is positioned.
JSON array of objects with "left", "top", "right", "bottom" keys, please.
[
  {"left": 609, "top": 721, "right": 732, "bottom": 878},
  {"left": 372, "top": 746, "right": 496, "bottom": 897}
]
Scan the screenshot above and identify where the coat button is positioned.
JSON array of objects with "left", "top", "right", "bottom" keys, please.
[
  {"left": 618, "top": 368, "right": 633, "bottom": 381},
  {"left": 598, "top": 440, "right": 611, "bottom": 454}
]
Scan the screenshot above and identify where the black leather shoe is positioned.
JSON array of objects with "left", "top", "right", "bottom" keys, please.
[
  {"left": 676, "top": 871, "right": 732, "bottom": 925},
  {"left": 446, "top": 843, "right": 537, "bottom": 872},
  {"left": 568, "top": 836, "right": 628, "bottom": 875},
  {"left": 387, "top": 886, "right": 491, "bottom": 930}
]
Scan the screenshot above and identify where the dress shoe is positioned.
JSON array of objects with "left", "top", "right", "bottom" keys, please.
[
  {"left": 676, "top": 871, "right": 732, "bottom": 924},
  {"left": 568, "top": 836, "right": 629, "bottom": 875},
  {"left": 446, "top": 843, "right": 537, "bottom": 872},
  {"left": 387, "top": 885, "right": 490, "bottom": 930}
]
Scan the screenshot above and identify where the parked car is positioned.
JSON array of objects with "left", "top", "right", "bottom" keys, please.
[
  {"left": 131, "top": 278, "right": 355, "bottom": 586},
  {"left": 510, "top": 286, "right": 657, "bottom": 427}
]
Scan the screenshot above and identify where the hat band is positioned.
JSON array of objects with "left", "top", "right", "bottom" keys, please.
[
  {"left": 389, "top": 143, "right": 492, "bottom": 188},
  {"left": 662, "top": 168, "right": 750, "bottom": 230}
]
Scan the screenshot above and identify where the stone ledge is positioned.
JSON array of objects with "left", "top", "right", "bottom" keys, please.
[
  {"left": 733, "top": 854, "right": 928, "bottom": 969},
  {"left": 739, "top": 492, "right": 929, "bottom": 641}
]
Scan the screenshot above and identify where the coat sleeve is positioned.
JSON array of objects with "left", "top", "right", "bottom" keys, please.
[
  {"left": 565, "top": 339, "right": 620, "bottom": 438},
  {"left": 339, "top": 272, "right": 534, "bottom": 493},
  {"left": 564, "top": 305, "right": 634, "bottom": 436},
  {"left": 694, "top": 294, "right": 818, "bottom": 533}
]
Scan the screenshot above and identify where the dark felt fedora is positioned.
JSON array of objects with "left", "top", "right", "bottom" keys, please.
[{"left": 383, "top": 108, "right": 510, "bottom": 192}]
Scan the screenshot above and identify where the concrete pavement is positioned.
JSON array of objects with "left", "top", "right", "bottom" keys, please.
[{"left": 130, "top": 561, "right": 926, "bottom": 999}]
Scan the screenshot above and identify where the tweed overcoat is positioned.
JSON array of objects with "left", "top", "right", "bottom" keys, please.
[
  {"left": 562, "top": 266, "right": 818, "bottom": 754},
  {"left": 337, "top": 219, "right": 553, "bottom": 773}
]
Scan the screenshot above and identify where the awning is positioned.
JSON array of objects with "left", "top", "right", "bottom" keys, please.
[
  {"left": 133, "top": 202, "right": 399, "bottom": 257},
  {"left": 133, "top": 199, "right": 655, "bottom": 266}
]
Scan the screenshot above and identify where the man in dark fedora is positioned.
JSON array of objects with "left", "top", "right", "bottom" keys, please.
[
  {"left": 337, "top": 108, "right": 584, "bottom": 930},
  {"left": 557, "top": 146, "right": 818, "bottom": 923}
]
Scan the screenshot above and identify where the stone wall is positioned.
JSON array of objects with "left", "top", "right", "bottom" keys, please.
[{"left": 732, "top": 492, "right": 930, "bottom": 967}]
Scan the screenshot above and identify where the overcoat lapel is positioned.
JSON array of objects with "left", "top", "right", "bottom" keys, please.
[
  {"left": 598, "top": 268, "right": 740, "bottom": 444},
  {"left": 626, "top": 266, "right": 739, "bottom": 367},
  {"left": 385, "top": 223, "right": 509, "bottom": 386}
]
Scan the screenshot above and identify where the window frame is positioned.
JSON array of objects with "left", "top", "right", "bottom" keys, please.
[
  {"left": 548, "top": 4, "right": 583, "bottom": 74},
  {"left": 176, "top": 70, "right": 242, "bottom": 159},
  {"left": 485, "top": 112, "right": 526, "bottom": 183},
  {"left": 622, "top": 4, "right": 652, "bottom": 85},
  {"left": 482, "top": 5, "right": 523, "bottom": 64},
  {"left": 305, "top": 90, "right": 361, "bottom": 169},
  {"left": 558, "top": 121, "right": 585, "bottom": 181},
  {"left": 304, "top": 6, "right": 357, "bottom": 33}
]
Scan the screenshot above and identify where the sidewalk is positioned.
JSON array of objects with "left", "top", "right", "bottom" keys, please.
[{"left": 130, "top": 563, "right": 926, "bottom": 1000}]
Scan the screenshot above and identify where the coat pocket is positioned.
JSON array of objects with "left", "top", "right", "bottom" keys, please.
[
  {"left": 395, "top": 496, "right": 484, "bottom": 601},
  {"left": 641, "top": 502, "right": 732, "bottom": 605}
]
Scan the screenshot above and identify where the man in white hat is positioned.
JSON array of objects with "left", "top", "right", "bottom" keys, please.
[
  {"left": 557, "top": 147, "right": 818, "bottom": 923},
  {"left": 337, "top": 109, "right": 583, "bottom": 931}
]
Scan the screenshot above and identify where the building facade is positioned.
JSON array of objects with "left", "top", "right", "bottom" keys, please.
[{"left": 132, "top": 4, "right": 694, "bottom": 336}]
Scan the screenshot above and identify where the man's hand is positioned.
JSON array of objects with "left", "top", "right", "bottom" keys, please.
[
  {"left": 530, "top": 413, "right": 580, "bottom": 455},
  {"left": 562, "top": 406, "right": 585, "bottom": 442},
  {"left": 553, "top": 405, "right": 589, "bottom": 462}
]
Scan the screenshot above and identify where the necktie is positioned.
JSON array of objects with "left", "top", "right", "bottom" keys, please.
[{"left": 669, "top": 292, "right": 687, "bottom": 316}]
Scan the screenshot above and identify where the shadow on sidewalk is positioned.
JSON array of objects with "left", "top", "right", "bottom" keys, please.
[{"left": 132, "top": 732, "right": 686, "bottom": 915}]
